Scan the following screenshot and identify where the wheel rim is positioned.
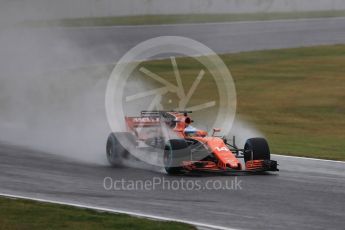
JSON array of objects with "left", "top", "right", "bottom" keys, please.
[
  {"left": 244, "top": 143, "right": 252, "bottom": 162},
  {"left": 107, "top": 144, "right": 114, "bottom": 162},
  {"left": 164, "top": 145, "right": 173, "bottom": 167}
]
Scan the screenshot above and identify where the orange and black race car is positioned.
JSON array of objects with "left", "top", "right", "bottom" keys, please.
[{"left": 106, "top": 111, "right": 278, "bottom": 174}]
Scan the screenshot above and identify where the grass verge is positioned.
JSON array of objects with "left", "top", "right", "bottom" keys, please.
[
  {"left": 23, "top": 10, "right": 345, "bottom": 27},
  {"left": 141, "top": 45, "right": 345, "bottom": 161},
  {"left": 0, "top": 196, "right": 195, "bottom": 230}
]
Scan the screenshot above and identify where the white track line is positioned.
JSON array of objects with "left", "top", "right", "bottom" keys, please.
[
  {"left": 0, "top": 193, "right": 239, "bottom": 230},
  {"left": 272, "top": 154, "right": 345, "bottom": 164},
  {"left": 63, "top": 16, "right": 345, "bottom": 30}
]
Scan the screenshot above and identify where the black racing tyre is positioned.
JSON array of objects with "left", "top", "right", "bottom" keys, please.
[
  {"left": 244, "top": 138, "right": 270, "bottom": 163},
  {"left": 164, "top": 139, "right": 191, "bottom": 175},
  {"left": 106, "top": 132, "right": 136, "bottom": 167}
]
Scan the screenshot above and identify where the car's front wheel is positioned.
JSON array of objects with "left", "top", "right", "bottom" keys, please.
[{"left": 243, "top": 137, "right": 270, "bottom": 163}]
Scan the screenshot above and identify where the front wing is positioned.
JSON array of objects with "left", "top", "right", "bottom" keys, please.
[{"left": 181, "top": 159, "right": 279, "bottom": 174}]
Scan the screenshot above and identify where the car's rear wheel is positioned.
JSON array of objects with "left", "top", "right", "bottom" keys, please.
[
  {"left": 106, "top": 132, "right": 136, "bottom": 167},
  {"left": 244, "top": 138, "right": 270, "bottom": 163},
  {"left": 164, "top": 139, "right": 191, "bottom": 175}
]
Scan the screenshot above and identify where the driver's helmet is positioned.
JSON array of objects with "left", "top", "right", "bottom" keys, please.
[{"left": 184, "top": 125, "right": 198, "bottom": 137}]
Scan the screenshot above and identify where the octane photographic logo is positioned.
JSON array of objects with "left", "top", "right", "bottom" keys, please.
[
  {"left": 103, "top": 176, "right": 243, "bottom": 191},
  {"left": 105, "top": 36, "right": 236, "bottom": 167}
]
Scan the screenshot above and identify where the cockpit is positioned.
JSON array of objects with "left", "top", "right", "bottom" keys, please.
[{"left": 184, "top": 125, "right": 207, "bottom": 137}]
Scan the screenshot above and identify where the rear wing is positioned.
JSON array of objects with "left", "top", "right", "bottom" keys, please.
[
  {"left": 140, "top": 110, "right": 192, "bottom": 117},
  {"left": 140, "top": 111, "right": 161, "bottom": 117},
  {"left": 125, "top": 116, "right": 161, "bottom": 129},
  {"left": 125, "top": 110, "right": 192, "bottom": 130}
]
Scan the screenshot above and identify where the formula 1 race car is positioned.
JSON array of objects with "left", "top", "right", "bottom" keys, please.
[{"left": 106, "top": 111, "right": 278, "bottom": 174}]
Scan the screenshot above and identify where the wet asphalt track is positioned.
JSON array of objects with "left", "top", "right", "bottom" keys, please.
[
  {"left": 0, "top": 144, "right": 344, "bottom": 230},
  {"left": 2, "top": 17, "right": 345, "bottom": 75},
  {"left": 1, "top": 17, "right": 345, "bottom": 229}
]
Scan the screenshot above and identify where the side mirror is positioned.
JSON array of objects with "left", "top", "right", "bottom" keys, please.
[{"left": 212, "top": 128, "right": 221, "bottom": 136}]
